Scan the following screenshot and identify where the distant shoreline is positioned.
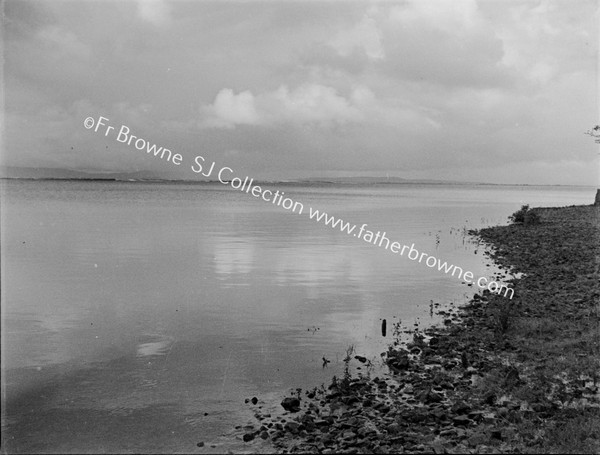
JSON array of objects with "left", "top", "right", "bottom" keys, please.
[{"left": 0, "top": 176, "right": 596, "bottom": 189}]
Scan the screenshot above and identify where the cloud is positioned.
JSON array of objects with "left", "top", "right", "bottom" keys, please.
[
  {"left": 202, "top": 89, "right": 261, "bottom": 128},
  {"left": 200, "top": 82, "right": 441, "bottom": 133},
  {"left": 299, "top": 1, "right": 512, "bottom": 89},
  {"left": 200, "top": 84, "right": 364, "bottom": 128},
  {"left": 37, "top": 26, "right": 91, "bottom": 61},
  {"left": 329, "top": 13, "right": 384, "bottom": 61},
  {"left": 272, "top": 84, "right": 362, "bottom": 125},
  {"left": 494, "top": 0, "right": 597, "bottom": 86},
  {"left": 381, "top": 1, "right": 510, "bottom": 89},
  {"left": 136, "top": 0, "right": 171, "bottom": 27},
  {"left": 389, "top": 0, "right": 482, "bottom": 34}
]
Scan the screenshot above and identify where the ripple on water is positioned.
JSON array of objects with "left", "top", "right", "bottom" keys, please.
[{"left": 136, "top": 334, "right": 175, "bottom": 357}]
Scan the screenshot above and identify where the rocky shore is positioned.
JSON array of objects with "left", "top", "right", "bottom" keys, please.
[{"left": 240, "top": 204, "right": 600, "bottom": 454}]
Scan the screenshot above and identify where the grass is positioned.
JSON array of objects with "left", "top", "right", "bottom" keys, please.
[
  {"left": 472, "top": 204, "right": 600, "bottom": 453},
  {"left": 540, "top": 409, "right": 600, "bottom": 454},
  {"left": 492, "top": 300, "right": 514, "bottom": 336}
]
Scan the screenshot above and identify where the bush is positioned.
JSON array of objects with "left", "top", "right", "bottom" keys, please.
[
  {"left": 509, "top": 204, "right": 540, "bottom": 225},
  {"left": 509, "top": 204, "right": 529, "bottom": 223},
  {"left": 524, "top": 210, "right": 540, "bottom": 226}
]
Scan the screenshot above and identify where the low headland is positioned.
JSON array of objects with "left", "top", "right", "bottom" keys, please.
[{"left": 239, "top": 203, "right": 600, "bottom": 454}]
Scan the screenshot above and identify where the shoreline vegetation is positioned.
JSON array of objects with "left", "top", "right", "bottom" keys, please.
[{"left": 239, "top": 203, "right": 599, "bottom": 454}]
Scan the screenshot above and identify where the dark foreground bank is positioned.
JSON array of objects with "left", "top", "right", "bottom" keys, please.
[{"left": 237, "top": 204, "right": 599, "bottom": 454}]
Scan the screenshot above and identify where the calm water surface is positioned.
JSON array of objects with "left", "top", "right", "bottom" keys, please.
[{"left": 1, "top": 180, "right": 594, "bottom": 453}]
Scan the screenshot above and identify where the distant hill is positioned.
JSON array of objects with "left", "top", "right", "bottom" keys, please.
[
  {"left": 0, "top": 166, "right": 178, "bottom": 181},
  {"left": 295, "top": 176, "right": 460, "bottom": 185},
  {"left": 6, "top": 166, "right": 581, "bottom": 187},
  {"left": 0, "top": 166, "right": 455, "bottom": 184},
  {"left": 0, "top": 167, "right": 465, "bottom": 185}
]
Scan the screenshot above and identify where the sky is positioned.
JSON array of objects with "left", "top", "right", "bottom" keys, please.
[{"left": 2, "top": 0, "right": 599, "bottom": 185}]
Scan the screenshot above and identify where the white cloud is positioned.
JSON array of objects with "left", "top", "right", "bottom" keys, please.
[
  {"left": 389, "top": 0, "right": 482, "bottom": 34},
  {"left": 199, "top": 83, "right": 440, "bottom": 131},
  {"left": 329, "top": 14, "right": 385, "bottom": 61},
  {"left": 136, "top": 0, "right": 171, "bottom": 27},
  {"left": 202, "top": 89, "right": 260, "bottom": 128},
  {"left": 200, "top": 84, "right": 363, "bottom": 128},
  {"left": 272, "top": 84, "right": 362, "bottom": 125}
]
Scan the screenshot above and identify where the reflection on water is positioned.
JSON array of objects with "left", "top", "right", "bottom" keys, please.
[
  {"left": 136, "top": 335, "right": 175, "bottom": 358},
  {"left": 1, "top": 179, "right": 594, "bottom": 453},
  {"left": 214, "top": 237, "right": 255, "bottom": 277}
]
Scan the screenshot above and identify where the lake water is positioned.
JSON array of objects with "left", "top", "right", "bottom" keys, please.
[{"left": 1, "top": 179, "right": 594, "bottom": 453}]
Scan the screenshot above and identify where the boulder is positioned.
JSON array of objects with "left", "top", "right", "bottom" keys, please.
[{"left": 281, "top": 397, "right": 301, "bottom": 412}]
